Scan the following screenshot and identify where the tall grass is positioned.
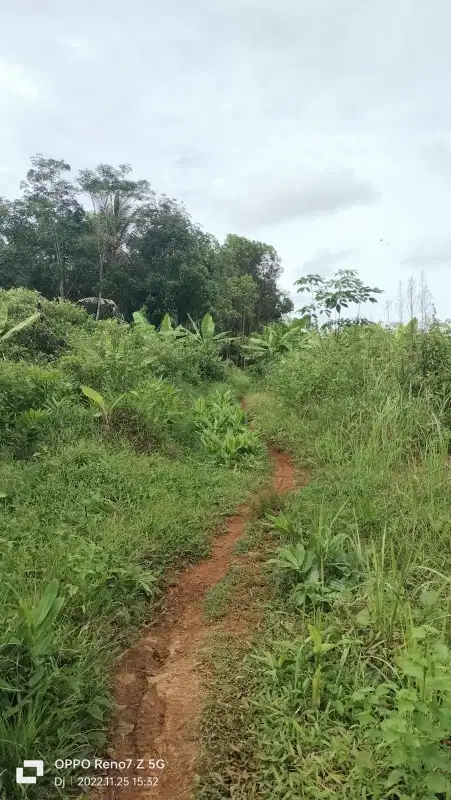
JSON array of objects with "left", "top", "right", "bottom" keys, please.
[
  {"left": 0, "top": 290, "right": 267, "bottom": 799},
  {"left": 199, "top": 324, "right": 451, "bottom": 800}
]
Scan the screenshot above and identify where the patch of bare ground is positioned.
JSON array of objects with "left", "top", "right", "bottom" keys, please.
[{"left": 95, "top": 446, "right": 301, "bottom": 800}]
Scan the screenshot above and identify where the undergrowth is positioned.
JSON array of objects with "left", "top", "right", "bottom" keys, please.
[
  {"left": 198, "top": 326, "right": 451, "bottom": 800},
  {"left": 0, "top": 289, "right": 267, "bottom": 800}
]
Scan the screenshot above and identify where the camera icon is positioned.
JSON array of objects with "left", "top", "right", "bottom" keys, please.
[{"left": 16, "top": 760, "right": 44, "bottom": 784}]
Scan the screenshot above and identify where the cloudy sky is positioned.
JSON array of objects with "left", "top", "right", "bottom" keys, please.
[{"left": 2, "top": 0, "right": 451, "bottom": 319}]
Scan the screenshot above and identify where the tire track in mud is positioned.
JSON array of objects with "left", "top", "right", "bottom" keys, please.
[{"left": 97, "top": 447, "right": 297, "bottom": 800}]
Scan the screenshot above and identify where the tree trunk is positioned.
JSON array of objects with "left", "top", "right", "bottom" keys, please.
[{"left": 96, "top": 251, "right": 106, "bottom": 321}]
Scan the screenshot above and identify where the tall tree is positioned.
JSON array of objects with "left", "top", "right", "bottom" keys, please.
[
  {"left": 215, "top": 235, "right": 293, "bottom": 334},
  {"left": 0, "top": 197, "right": 46, "bottom": 289},
  {"left": 1, "top": 155, "right": 293, "bottom": 331},
  {"left": 77, "top": 163, "right": 154, "bottom": 320},
  {"left": 130, "top": 197, "right": 217, "bottom": 325},
  {"left": 19, "top": 155, "right": 86, "bottom": 299}
]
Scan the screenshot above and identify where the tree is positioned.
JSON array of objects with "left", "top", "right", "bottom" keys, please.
[
  {"left": 20, "top": 155, "right": 86, "bottom": 300},
  {"left": 0, "top": 155, "right": 293, "bottom": 332},
  {"left": 295, "top": 268, "right": 383, "bottom": 332},
  {"left": 130, "top": 197, "right": 217, "bottom": 325},
  {"left": 77, "top": 163, "right": 154, "bottom": 320},
  {"left": 0, "top": 197, "right": 46, "bottom": 289},
  {"left": 213, "top": 235, "right": 293, "bottom": 335}
]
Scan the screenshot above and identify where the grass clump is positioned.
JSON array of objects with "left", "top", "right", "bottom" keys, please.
[{"left": 204, "top": 570, "right": 237, "bottom": 621}]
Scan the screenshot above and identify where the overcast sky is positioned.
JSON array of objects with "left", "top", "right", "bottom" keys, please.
[{"left": 2, "top": 0, "right": 451, "bottom": 319}]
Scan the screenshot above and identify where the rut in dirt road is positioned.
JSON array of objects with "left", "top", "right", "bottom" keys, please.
[{"left": 98, "top": 448, "right": 297, "bottom": 800}]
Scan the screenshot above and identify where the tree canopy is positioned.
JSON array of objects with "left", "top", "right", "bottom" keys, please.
[{"left": 0, "top": 155, "right": 293, "bottom": 332}]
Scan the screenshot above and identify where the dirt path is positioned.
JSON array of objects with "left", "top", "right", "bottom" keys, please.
[{"left": 97, "top": 448, "right": 296, "bottom": 800}]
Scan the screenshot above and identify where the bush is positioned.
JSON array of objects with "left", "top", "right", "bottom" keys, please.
[
  {"left": 144, "top": 337, "right": 227, "bottom": 385},
  {"left": 60, "top": 324, "right": 227, "bottom": 394},
  {"left": 108, "top": 378, "right": 183, "bottom": 452},
  {"left": 0, "top": 361, "right": 75, "bottom": 455},
  {"left": 60, "top": 321, "right": 147, "bottom": 392},
  {"left": 263, "top": 328, "right": 391, "bottom": 407},
  {"left": 0, "top": 288, "right": 93, "bottom": 362},
  {"left": 193, "top": 388, "right": 264, "bottom": 467}
]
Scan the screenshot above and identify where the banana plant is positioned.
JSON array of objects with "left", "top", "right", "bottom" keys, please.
[
  {"left": 187, "top": 312, "right": 233, "bottom": 344},
  {"left": 132, "top": 310, "right": 156, "bottom": 331},
  {"left": 0, "top": 304, "right": 41, "bottom": 343},
  {"left": 159, "top": 313, "right": 189, "bottom": 340},
  {"left": 242, "top": 317, "right": 309, "bottom": 360},
  {"left": 81, "top": 385, "right": 137, "bottom": 428}
]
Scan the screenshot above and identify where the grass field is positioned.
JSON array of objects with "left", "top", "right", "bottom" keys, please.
[{"left": 198, "top": 327, "right": 451, "bottom": 800}]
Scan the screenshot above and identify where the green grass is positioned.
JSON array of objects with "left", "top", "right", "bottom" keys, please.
[
  {"left": 204, "top": 569, "right": 237, "bottom": 621},
  {"left": 0, "top": 315, "right": 269, "bottom": 800},
  {"left": 5, "top": 299, "right": 451, "bottom": 799},
  {"left": 198, "top": 331, "right": 451, "bottom": 800},
  {"left": 0, "top": 436, "right": 264, "bottom": 799}
]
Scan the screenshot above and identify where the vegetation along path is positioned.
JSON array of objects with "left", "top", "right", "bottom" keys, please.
[{"left": 97, "top": 437, "right": 297, "bottom": 800}]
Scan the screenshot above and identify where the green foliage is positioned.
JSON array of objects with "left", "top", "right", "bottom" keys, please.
[
  {"left": 187, "top": 312, "right": 232, "bottom": 345},
  {"left": 159, "top": 312, "right": 189, "bottom": 339},
  {"left": 268, "top": 522, "right": 352, "bottom": 609},
  {"left": 80, "top": 384, "right": 137, "bottom": 428},
  {"left": 213, "top": 234, "right": 293, "bottom": 335},
  {"left": 225, "top": 364, "right": 252, "bottom": 397},
  {"left": 0, "top": 303, "right": 40, "bottom": 342},
  {"left": 108, "top": 378, "right": 184, "bottom": 452},
  {"left": 0, "top": 422, "right": 260, "bottom": 798},
  {"left": 60, "top": 320, "right": 147, "bottom": 391},
  {"left": 0, "top": 288, "right": 93, "bottom": 362},
  {"left": 0, "top": 361, "right": 73, "bottom": 456},
  {"left": 193, "top": 389, "right": 264, "bottom": 467},
  {"left": 295, "top": 268, "right": 383, "bottom": 331},
  {"left": 0, "top": 282, "right": 266, "bottom": 798},
  {"left": 60, "top": 315, "right": 228, "bottom": 392},
  {"left": 242, "top": 318, "right": 309, "bottom": 361},
  {"left": 1, "top": 155, "right": 292, "bottom": 331},
  {"left": 199, "top": 314, "right": 451, "bottom": 799},
  {"left": 132, "top": 308, "right": 155, "bottom": 329},
  {"left": 351, "top": 630, "right": 451, "bottom": 797}
]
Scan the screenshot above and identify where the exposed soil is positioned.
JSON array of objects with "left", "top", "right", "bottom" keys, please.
[{"left": 96, "top": 447, "right": 297, "bottom": 800}]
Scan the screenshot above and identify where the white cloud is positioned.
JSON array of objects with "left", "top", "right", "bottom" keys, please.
[
  {"left": 220, "top": 167, "right": 379, "bottom": 229},
  {"left": 402, "top": 241, "right": 451, "bottom": 270},
  {"left": 1, "top": 0, "right": 451, "bottom": 317},
  {"left": 300, "top": 249, "right": 355, "bottom": 277},
  {"left": 67, "top": 39, "right": 97, "bottom": 61},
  {"left": 0, "top": 58, "right": 39, "bottom": 102}
]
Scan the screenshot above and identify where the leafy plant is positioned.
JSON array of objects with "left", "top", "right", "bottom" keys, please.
[
  {"left": 187, "top": 312, "right": 232, "bottom": 345},
  {"left": 267, "top": 508, "right": 352, "bottom": 608},
  {"left": 132, "top": 309, "right": 156, "bottom": 330},
  {"left": 352, "top": 628, "right": 451, "bottom": 797},
  {"left": 159, "top": 312, "right": 189, "bottom": 340},
  {"left": 193, "top": 389, "right": 263, "bottom": 467},
  {"left": 0, "top": 303, "right": 41, "bottom": 344},
  {"left": 80, "top": 385, "right": 137, "bottom": 427},
  {"left": 242, "top": 318, "right": 308, "bottom": 360},
  {"left": 295, "top": 268, "right": 383, "bottom": 332}
]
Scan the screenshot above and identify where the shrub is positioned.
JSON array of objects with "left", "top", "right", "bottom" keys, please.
[
  {"left": 145, "top": 337, "right": 227, "bottom": 384},
  {"left": 60, "top": 321, "right": 146, "bottom": 392},
  {"left": 0, "top": 288, "right": 93, "bottom": 362},
  {"left": 108, "top": 379, "right": 183, "bottom": 452},
  {"left": 0, "top": 361, "right": 74, "bottom": 455}
]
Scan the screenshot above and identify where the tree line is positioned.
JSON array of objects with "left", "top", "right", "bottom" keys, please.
[{"left": 0, "top": 155, "right": 293, "bottom": 332}]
